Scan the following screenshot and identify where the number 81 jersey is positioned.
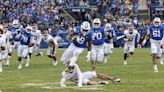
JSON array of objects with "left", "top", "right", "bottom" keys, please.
[{"left": 149, "top": 25, "right": 164, "bottom": 41}]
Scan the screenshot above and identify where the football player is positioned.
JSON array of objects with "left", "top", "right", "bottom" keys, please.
[
  {"left": 42, "top": 27, "right": 58, "bottom": 66},
  {"left": 88, "top": 18, "right": 109, "bottom": 70},
  {"left": 17, "top": 26, "right": 34, "bottom": 69},
  {"left": 29, "top": 23, "right": 43, "bottom": 58},
  {"left": 60, "top": 21, "right": 92, "bottom": 65},
  {"left": 103, "top": 23, "right": 115, "bottom": 63},
  {"left": 59, "top": 63, "right": 120, "bottom": 87},
  {"left": 142, "top": 17, "right": 164, "bottom": 72},
  {"left": 0, "top": 25, "right": 6, "bottom": 72},
  {"left": 123, "top": 23, "right": 140, "bottom": 65},
  {"left": 6, "top": 20, "right": 23, "bottom": 65}
]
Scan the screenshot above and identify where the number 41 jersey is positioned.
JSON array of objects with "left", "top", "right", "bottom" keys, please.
[{"left": 149, "top": 25, "right": 164, "bottom": 41}]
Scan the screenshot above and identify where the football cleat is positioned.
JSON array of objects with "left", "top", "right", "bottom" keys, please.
[{"left": 112, "top": 78, "right": 121, "bottom": 83}]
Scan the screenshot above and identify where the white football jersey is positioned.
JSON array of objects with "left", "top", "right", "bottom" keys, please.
[
  {"left": 31, "top": 30, "right": 42, "bottom": 44},
  {"left": 0, "top": 35, "right": 6, "bottom": 49},
  {"left": 43, "top": 34, "right": 58, "bottom": 46},
  {"left": 124, "top": 30, "right": 139, "bottom": 45},
  {"left": 61, "top": 64, "right": 82, "bottom": 83}
]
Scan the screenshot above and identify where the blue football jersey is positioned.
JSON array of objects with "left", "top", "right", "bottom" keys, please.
[
  {"left": 104, "top": 29, "right": 115, "bottom": 43},
  {"left": 9, "top": 26, "right": 23, "bottom": 42},
  {"left": 20, "top": 30, "right": 33, "bottom": 45},
  {"left": 72, "top": 27, "right": 92, "bottom": 48},
  {"left": 91, "top": 27, "right": 105, "bottom": 45},
  {"left": 149, "top": 25, "right": 164, "bottom": 40}
]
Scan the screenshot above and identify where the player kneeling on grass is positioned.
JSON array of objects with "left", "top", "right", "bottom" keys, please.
[
  {"left": 123, "top": 23, "right": 140, "bottom": 65},
  {"left": 0, "top": 25, "right": 6, "bottom": 72},
  {"left": 59, "top": 63, "right": 120, "bottom": 87},
  {"left": 17, "top": 26, "right": 35, "bottom": 69},
  {"left": 41, "top": 27, "right": 58, "bottom": 66}
]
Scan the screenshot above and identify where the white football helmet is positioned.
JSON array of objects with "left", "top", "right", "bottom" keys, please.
[
  {"left": 104, "top": 23, "right": 111, "bottom": 31},
  {"left": 12, "top": 20, "right": 19, "bottom": 28},
  {"left": 153, "top": 17, "right": 161, "bottom": 27},
  {"left": 25, "top": 26, "right": 32, "bottom": 33},
  {"left": 92, "top": 18, "right": 101, "bottom": 29},
  {"left": 81, "top": 21, "right": 91, "bottom": 36}
]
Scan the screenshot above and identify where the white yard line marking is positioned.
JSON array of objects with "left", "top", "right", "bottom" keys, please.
[{"left": 20, "top": 82, "right": 106, "bottom": 90}]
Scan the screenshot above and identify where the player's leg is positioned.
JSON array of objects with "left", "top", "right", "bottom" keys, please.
[
  {"left": 34, "top": 45, "right": 42, "bottom": 56},
  {"left": 6, "top": 41, "right": 14, "bottom": 65},
  {"left": 129, "top": 45, "right": 135, "bottom": 55},
  {"left": 60, "top": 43, "right": 74, "bottom": 64},
  {"left": 160, "top": 51, "right": 164, "bottom": 65},
  {"left": 123, "top": 45, "right": 129, "bottom": 65},
  {"left": 22, "top": 47, "right": 30, "bottom": 67},
  {"left": 91, "top": 46, "right": 97, "bottom": 70},
  {"left": 47, "top": 47, "right": 57, "bottom": 66},
  {"left": 17, "top": 45, "right": 23, "bottom": 69},
  {"left": 97, "top": 45, "right": 104, "bottom": 63},
  {"left": 29, "top": 47, "right": 33, "bottom": 59},
  {"left": 151, "top": 43, "right": 158, "bottom": 72},
  {"left": 0, "top": 53, "right": 3, "bottom": 72},
  {"left": 69, "top": 47, "right": 84, "bottom": 65},
  {"left": 96, "top": 73, "right": 120, "bottom": 82},
  {"left": 103, "top": 43, "right": 108, "bottom": 63}
]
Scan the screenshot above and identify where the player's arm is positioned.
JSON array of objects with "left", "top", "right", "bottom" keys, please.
[
  {"left": 75, "top": 64, "right": 82, "bottom": 87},
  {"left": 136, "top": 32, "right": 141, "bottom": 44},
  {"left": 142, "top": 28, "right": 150, "bottom": 46},
  {"left": 37, "top": 32, "right": 43, "bottom": 45},
  {"left": 28, "top": 37, "right": 35, "bottom": 47},
  {"left": 124, "top": 35, "right": 128, "bottom": 42},
  {"left": 59, "top": 71, "right": 67, "bottom": 87},
  {"left": 86, "top": 40, "right": 92, "bottom": 62},
  {"left": 49, "top": 39, "right": 56, "bottom": 48}
]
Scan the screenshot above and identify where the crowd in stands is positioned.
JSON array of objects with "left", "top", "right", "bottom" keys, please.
[{"left": 0, "top": 0, "right": 163, "bottom": 40}]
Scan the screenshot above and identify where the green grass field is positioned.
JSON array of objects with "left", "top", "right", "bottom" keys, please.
[{"left": 0, "top": 48, "right": 164, "bottom": 92}]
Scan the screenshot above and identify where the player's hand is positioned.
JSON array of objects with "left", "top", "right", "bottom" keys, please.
[
  {"left": 77, "top": 83, "right": 82, "bottom": 87},
  {"left": 86, "top": 51, "right": 91, "bottom": 62}
]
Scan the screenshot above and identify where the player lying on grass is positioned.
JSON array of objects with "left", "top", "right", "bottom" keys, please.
[{"left": 59, "top": 63, "right": 120, "bottom": 87}]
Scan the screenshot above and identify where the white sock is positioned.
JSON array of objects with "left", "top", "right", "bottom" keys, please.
[
  {"left": 153, "top": 64, "right": 158, "bottom": 69},
  {"left": 0, "top": 61, "right": 2, "bottom": 72}
]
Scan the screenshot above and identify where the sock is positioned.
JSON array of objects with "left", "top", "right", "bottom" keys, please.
[
  {"left": 153, "top": 64, "right": 158, "bottom": 69},
  {"left": 124, "top": 53, "right": 128, "bottom": 61}
]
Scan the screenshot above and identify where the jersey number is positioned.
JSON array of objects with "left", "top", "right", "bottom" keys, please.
[
  {"left": 153, "top": 30, "right": 160, "bottom": 37},
  {"left": 92, "top": 32, "right": 102, "bottom": 40},
  {"left": 77, "top": 36, "right": 85, "bottom": 44},
  {"left": 22, "top": 36, "right": 28, "bottom": 43}
]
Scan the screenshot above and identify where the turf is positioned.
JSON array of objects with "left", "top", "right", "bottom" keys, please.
[{"left": 0, "top": 48, "right": 164, "bottom": 92}]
